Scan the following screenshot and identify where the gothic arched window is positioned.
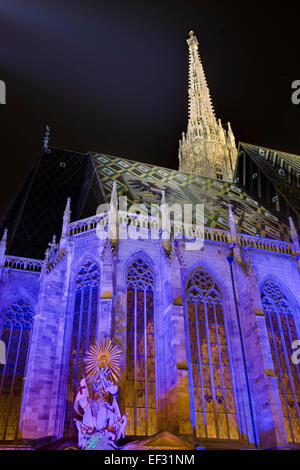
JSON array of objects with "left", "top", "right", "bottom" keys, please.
[
  {"left": 126, "top": 257, "right": 156, "bottom": 436},
  {"left": 0, "top": 299, "right": 33, "bottom": 440},
  {"left": 261, "top": 280, "right": 300, "bottom": 442},
  {"left": 216, "top": 165, "right": 223, "bottom": 181},
  {"left": 64, "top": 260, "right": 100, "bottom": 436},
  {"left": 186, "top": 268, "right": 239, "bottom": 440}
]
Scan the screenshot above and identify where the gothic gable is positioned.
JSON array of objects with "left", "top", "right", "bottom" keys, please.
[{"left": 122, "top": 430, "right": 195, "bottom": 450}]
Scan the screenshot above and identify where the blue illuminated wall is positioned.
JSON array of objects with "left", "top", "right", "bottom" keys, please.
[{"left": 0, "top": 227, "right": 300, "bottom": 449}]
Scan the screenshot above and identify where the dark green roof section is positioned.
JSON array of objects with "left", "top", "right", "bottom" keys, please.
[
  {"left": 92, "top": 151, "right": 291, "bottom": 242},
  {"left": 239, "top": 142, "right": 300, "bottom": 216},
  {"left": 241, "top": 142, "right": 300, "bottom": 173}
]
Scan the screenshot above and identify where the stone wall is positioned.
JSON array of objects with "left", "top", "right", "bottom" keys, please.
[{"left": 1, "top": 228, "right": 298, "bottom": 448}]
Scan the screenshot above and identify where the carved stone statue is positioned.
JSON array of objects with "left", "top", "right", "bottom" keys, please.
[{"left": 74, "top": 340, "right": 127, "bottom": 450}]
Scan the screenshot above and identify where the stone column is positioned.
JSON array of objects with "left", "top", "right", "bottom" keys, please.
[
  {"left": 19, "top": 251, "right": 72, "bottom": 440},
  {"left": 232, "top": 261, "right": 288, "bottom": 448},
  {"left": 162, "top": 252, "right": 193, "bottom": 437},
  {"left": 98, "top": 248, "right": 114, "bottom": 341}
]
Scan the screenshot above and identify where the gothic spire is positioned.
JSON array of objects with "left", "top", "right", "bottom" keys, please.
[
  {"left": 228, "top": 204, "right": 237, "bottom": 243},
  {"left": 43, "top": 125, "right": 50, "bottom": 149},
  {"left": 161, "top": 190, "right": 168, "bottom": 232},
  {"left": 178, "top": 31, "right": 237, "bottom": 182},
  {"left": 289, "top": 217, "right": 300, "bottom": 254},
  {"left": 110, "top": 181, "right": 118, "bottom": 213},
  {"left": 63, "top": 197, "right": 71, "bottom": 224},
  {"left": 0, "top": 228, "right": 8, "bottom": 266},
  {"left": 228, "top": 205, "right": 242, "bottom": 262},
  {"left": 160, "top": 190, "right": 171, "bottom": 251},
  {"left": 187, "top": 31, "right": 216, "bottom": 132},
  {"left": 108, "top": 182, "right": 118, "bottom": 241},
  {"left": 60, "top": 197, "right": 71, "bottom": 249}
]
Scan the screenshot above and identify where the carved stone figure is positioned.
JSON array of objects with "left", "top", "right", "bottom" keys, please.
[{"left": 73, "top": 339, "right": 127, "bottom": 450}]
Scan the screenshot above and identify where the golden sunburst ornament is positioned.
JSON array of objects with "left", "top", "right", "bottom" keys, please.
[{"left": 84, "top": 338, "right": 122, "bottom": 383}]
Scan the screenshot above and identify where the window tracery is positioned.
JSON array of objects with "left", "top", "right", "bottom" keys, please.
[
  {"left": 186, "top": 268, "right": 239, "bottom": 439},
  {"left": 126, "top": 258, "right": 156, "bottom": 436},
  {"left": 261, "top": 280, "right": 300, "bottom": 442},
  {"left": 64, "top": 260, "right": 100, "bottom": 437},
  {"left": 0, "top": 299, "right": 33, "bottom": 440}
]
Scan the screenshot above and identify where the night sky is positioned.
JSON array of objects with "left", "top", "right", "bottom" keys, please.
[{"left": 0, "top": 0, "right": 300, "bottom": 217}]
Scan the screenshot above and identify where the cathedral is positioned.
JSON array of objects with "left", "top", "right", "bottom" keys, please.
[{"left": 1, "top": 31, "right": 300, "bottom": 450}]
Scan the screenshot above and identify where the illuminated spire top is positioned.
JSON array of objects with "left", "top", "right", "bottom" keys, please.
[
  {"left": 186, "top": 30, "right": 216, "bottom": 131},
  {"left": 43, "top": 125, "right": 50, "bottom": 149},
  {"left": 0, "top": 228, "right": 8, "bottom": 265},
  {"left": 178, "top": 31, "right": 237, "bottom": 182}
]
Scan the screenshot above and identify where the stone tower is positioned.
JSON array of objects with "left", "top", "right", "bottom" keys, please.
[{"left": 178, "top": 31, "right": 237, "bottom": 182}]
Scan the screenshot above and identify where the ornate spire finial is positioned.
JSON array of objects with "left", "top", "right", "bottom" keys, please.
[
  {"left": 228, "top": 205, "right": 243, "bottom": 262},
  {"left": 0, "top": 228, "right": 8, "bottom": 266},
  {"left": 64, "top": 197, "right": 71, "bottom": 221},
  {"left": 228, "top": 204, "right": 237, "bottom": 243},
  {"left": 160, "top": 190, "right": 168, "bottom": 232},
  {"left": 110, "top": 181, "right": 118, "bottom": 208},
  {"left": 60, "top": 197, "right": 71, "bottom": 249},
  {"left": 108, "top": 182, "right": 118, "bottom": 242},
  {"left": 45, "top": 248, "right": 50, "bottom": 262},
  {"left": 1, "top": 228, "right": 8, "bottom": 244},
  {"left": 160, "top": 190, "right": 171, "bottom": 251},
  {"left": 48, "top": 234, "right": 58, "bottom": 262},
  {"left": 43, "top": 125, "right": 50, "bottom": 149},
  {"left": 289, "top": 217, "right": 300, "bottom": 254},
  {"left": 178, "top": 32, "right": 237, "bottom": 181},
  {"left": 41, "top": 247, "right": 50, "bottom": 276}
]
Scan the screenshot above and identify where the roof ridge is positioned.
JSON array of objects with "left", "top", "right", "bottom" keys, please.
[{"left": 240, "top": 142, "right": 300, "bottom": 160}]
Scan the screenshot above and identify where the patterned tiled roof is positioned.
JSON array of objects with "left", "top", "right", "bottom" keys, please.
[{"left": 92, "top": 152, "right": 291, "bottom": 242}]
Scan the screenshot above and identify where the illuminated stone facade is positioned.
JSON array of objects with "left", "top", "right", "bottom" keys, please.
[{"left": 1, "top": 216, "right": 300, "bottom": 449}]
